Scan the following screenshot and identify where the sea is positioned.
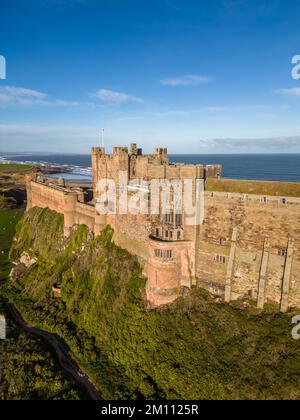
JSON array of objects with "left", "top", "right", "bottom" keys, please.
[{"left": 1, "top": 153, "right": 300, "bottom": 183}]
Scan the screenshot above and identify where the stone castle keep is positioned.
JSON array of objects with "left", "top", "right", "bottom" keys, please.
[{"left": 26, "top": 144, "right": 300, "bottom": 311}]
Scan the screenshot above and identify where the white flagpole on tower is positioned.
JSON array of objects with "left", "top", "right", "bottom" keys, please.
[{"left": 101, "top": 128, "right": 105, "bottom": 149}]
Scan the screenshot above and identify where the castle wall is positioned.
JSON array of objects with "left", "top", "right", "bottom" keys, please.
[
  {"left": 29, "top": 181, "right": 70, "bottom": 213},
  {"left": 75, "top": 202, "right": 96, "bottom": 232},
  {"left": 112, "top": 214, "right": 151, "bottom": 261},
  {"left": 26, "top": 145, "right": 300, "bottom": 311},
  {"left": 197, "top": 192, "right": 300, "bottom": 309},
  {"left": 146, "top": 239, "right": 194, "bottom": 306},
  {"left": 28, "top": 181, "right": 79, "bottom": 236}
]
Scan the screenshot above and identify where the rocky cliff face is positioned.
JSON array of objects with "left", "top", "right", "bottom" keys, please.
[{"left": 5, "top": 206, "right": 300, "bottom": 400}]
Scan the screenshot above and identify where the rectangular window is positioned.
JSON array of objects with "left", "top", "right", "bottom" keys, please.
[
  {"left": 164, "top": 213, "right": 172, "bottom": 224},
  {"left": 214, "top": 255, "right": 226, "bottom": 264},
  {"left": 166, "top": 250, "right": 172, "bottom": 259},
  {"left": 175, "top": 214, "right": 182, "bottom": 227},
  {"left": 170, "top": 211, "right": 174, "bottom": 224},
  {"left": 278, "top": 248, "right": 286, "bottom": 257}
]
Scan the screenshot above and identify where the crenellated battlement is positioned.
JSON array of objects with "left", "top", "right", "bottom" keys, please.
[{"left": 92, "top": 143, "right": 221, "bottom": 198}]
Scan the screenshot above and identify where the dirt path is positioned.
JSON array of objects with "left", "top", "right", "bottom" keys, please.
[{"left": 3, "top": 299, "right": 102, "bottom": 401}]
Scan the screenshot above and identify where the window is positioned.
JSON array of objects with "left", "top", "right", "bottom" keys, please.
[
  {"left": 164, "top": 213, "right": 172, "bottom": 224},
  {"left": 156, "top": 228, "right": 160, "bottom": 238},
  {"left": 214, "top": 255, "right": 226, "bottom": 264},
  {"left": 177, "top": 231, "right": 181, "bottom": 240},
  {"left": 175, "top": 214, "right": 182, "bottom": 227},
  {"left": 154, "top": 249, "right": 172, "bottom": 259},
  {"left": 166, "top": 250, "right": 172, "bottom": 259},
  {"left": 278, "top": 248, "right": 286, "bottom": 257},
  {"left": 165, "top": 230, "right": 169, "bottom": 238},
  {"left": 220, "top": 237, "right": 226, "bottom": 246},
  {"left": 169, "top": 230, "right": 173, "bottom": 239}
]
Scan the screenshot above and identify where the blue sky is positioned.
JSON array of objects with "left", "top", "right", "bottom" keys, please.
[{"left": 1, "top": 0, "right": 300, "bottom": 153}]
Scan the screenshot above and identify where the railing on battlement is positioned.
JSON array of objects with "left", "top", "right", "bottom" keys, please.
[{"left": 205, "top": 190, "right": 300, "bottom": 204}]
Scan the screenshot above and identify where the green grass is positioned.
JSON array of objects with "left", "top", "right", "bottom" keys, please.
[
  {"left": 0, "top": 301, "right": 86, "bottom": 400},
  {"left": 206, "top": 178, "right": 300, "bottom": 197},
  {"left": 0, "top": 209, "right": 23, "bottom": 281},
  {"left": 0, "top": 207, "right": 88, "bottom": 400},
  {"left": 4, "top": 207, "right": 300, "bottom": 400},
  {"left": 0, "top": 163, "right": 32, "bottom": 174}
]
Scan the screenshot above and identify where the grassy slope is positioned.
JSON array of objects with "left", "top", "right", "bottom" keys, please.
[
  {"left": 0, "top": 163, "right": 32, "bottom": 173},
  {"left": 206, "top": 179, "right": 300, "bottom": 197},
  {"left": 4, "top": 207, "right": 300, "bottom": 400},
  {"left": 0, "top": 208, "right": 87, "bottom": 400},
  {"left": 0, "top": 301, "right": 85, "bottom": 400},
  {"left": 0, "top": 209, "right": 23, "bottom": 281}
]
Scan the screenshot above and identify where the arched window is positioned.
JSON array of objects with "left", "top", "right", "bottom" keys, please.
[{"left": 220, "top": 237, "right": 226, "bottom": 246}]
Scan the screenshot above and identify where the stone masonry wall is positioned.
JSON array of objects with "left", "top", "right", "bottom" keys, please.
[
  {"left": 198, "top": 192, "right": 300, "bottom": 310},
  {"left": 27, "top": 171, "right": 300, "bottom": 311}
]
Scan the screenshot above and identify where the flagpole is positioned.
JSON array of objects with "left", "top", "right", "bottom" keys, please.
[{"left": 101, "top": 128, "right": 105, "bottom": 149}]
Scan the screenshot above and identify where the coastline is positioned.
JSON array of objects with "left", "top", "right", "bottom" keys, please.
[{"left": 2, "top": 152, "right": 300, "bottom": 183}]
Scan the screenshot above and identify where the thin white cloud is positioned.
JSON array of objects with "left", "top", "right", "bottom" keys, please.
[
  {"left": 275, "top": 88, "right": 300, "bottom": 97},
  {"left": 0, "top": 124, "right": 98, "bottom": 152},
  {"left": 160, "top": 74, "right": 212, "bottom": 86},
  {"left": 2, "top": 124, "right": 300, "bottom": 154},
  {"left": 207, "top": 135, "right": 300, "bottom": 153},
  {"left": 91, "top": 89, "right": 143, "bottom": 104},
  {"left": 149, "top": 104, "right": 280, "bottom": 117},
  {"left": 0, "top": 85, "right": 80, "bottom": 107}
]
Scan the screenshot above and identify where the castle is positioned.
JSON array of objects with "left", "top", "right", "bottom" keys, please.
[{"left": 26, "top": 144, "right": 300, "bottom": 311}]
